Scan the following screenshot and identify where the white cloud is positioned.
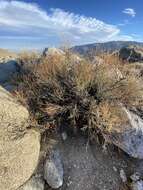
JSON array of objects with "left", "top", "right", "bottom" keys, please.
[
  {"left": 118, "top": 19, "right": 130, "bottom": 26},
  {"left": 0, "top": 0, "right": 135, "bottom": 48},
  {"left": 123, "top": 8, "right": 136, "bottom": 17}
]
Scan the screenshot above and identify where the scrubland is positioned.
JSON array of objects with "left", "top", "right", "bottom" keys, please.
[{"left": 12, "top": 50, "right": 143, "bottom": 141}]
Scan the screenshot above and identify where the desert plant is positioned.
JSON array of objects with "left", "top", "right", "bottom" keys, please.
[{"left": 13, "top": 50, "right": 143, "bottom": 139}]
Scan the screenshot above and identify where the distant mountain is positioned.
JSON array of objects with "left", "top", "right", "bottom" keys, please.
[{"left": 72, "top": 41, "right": 143, "bottom": 55}]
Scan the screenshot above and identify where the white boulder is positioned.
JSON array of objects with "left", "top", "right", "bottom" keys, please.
[{"left": 104, "top": 107, "right": 143, "bottom": 159}]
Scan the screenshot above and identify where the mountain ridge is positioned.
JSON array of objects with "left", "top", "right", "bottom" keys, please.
[{"left": 72, "top": 41, "right": 143, "bottom": 55}]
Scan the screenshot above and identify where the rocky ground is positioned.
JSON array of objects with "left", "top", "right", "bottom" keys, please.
[
  {"left": 38, "top": 132, "right": 143, "bottom": 190},
  {"left": 58, "top": 136, "right": 129, "bottom": 190}
]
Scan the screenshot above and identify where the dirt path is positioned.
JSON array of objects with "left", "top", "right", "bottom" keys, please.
[
  {"left": 57, "top": 136, "right": 131, "bottom": 190},
  {"left": 43, "top": 133, "right": 142, "bottom": 190}
]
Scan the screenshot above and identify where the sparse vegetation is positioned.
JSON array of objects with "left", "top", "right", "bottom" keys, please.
[{"left": 12, "top": 50, "right": 143, "bottom": 140}]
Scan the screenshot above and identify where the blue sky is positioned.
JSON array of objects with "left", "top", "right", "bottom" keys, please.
[{"left": 0, "top": 0, "right": 142, "bottom": 50}]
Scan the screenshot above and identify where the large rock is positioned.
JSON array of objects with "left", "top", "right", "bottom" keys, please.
[
  {"left": 43, "top": 48, "right": 65, "bottom": 57},
  {"left": 0, "top": 129, "right": 40, "bottom": 190},
  {"left": 44, "top": 149, "right": 63, "bottom": 189},
  {"left": 131, "top": 180, "right": 143, "bottom": 190},
  {"left": 42, "top": 48, "right": 82, "bottom": 63},
  {"left": 0, "top": 86, "right": 29, "bottom": 140},
  {"left": 0, "top": 86, "right": 40, "bottom": 190},
  {"left": 103, "top": 107, "right": 143, "bottom": 159},
  {"left": 119, "top": 46, "right": 143, "bottom": 62},
  {"left": 130, "top": 173, "right": 143, "bottom": 190},
  {"left": 0, "top": 60, "right": 18, "bottom": 83}
]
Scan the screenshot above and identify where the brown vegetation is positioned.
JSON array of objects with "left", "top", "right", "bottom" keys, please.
[{"left": 12, "top": 51, "right": 143, "bottom": 139}]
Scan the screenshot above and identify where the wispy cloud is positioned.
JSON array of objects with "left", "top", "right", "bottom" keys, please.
[
  {"left": 0, "top": 1, "right": 136, "bottom": 48},
  {"left": 118, "top": 19, "right": 131, "bottom": 26},
  {"left": 123, "top": 8, "right": 136, "bottom": 17}
]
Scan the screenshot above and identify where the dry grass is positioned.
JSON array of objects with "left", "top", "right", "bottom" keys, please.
[
  {"left": 91, "top": 102, "right": 128, "bottom": 131},
  {"left": 18, "top": 51, "right": 40, "bottom": 65},
  {"left": 12, "top": 50, "right": 143, "bottom": 138}
]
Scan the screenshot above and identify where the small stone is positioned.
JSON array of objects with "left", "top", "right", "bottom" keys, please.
[
  {"left": 67, "top": 180, "right": 72, "bottom": 187},
  {"left": 44, "top": 149, "right": 63, "bottom": 189},
  {"left": 120, "top": 169, "right": 127, "bottom": 183},
  {"left": 73, "top": 164, "right": 76, "bottom": 168},
  {"left": 102, "top": 143, "right": 108, "bottom": 154},
  {"left": 131, "top": 173, "right": 141, "bottom": 182},
  {"left": 113, "top": 166, "right": 117, "bottom": 172},
  {"left": 61, "top": 132, "right": 67, "bottom": 141}
]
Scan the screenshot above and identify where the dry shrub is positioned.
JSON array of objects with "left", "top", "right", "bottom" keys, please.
[
  {"left": 92, "top": 56, "right": 143, "bottom": 106},
  {"left": 18, "top": 51, "right": 40, "bottom": 69},
  {"left": 13, "top": 50, "right": 143, "bottom": 138},
  {"left": 86, "top": 100, "right": 129, "bottom": 141},
  {"left": 35, "top": 54, "right": 69, "bottom": 82},
  {"left": 74, "top": 61, "right": 95, "bottom": 91}
]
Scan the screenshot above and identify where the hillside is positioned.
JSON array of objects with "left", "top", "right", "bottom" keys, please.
[{"left": 72, "top": 41, "right": 143, "bottom": 55}]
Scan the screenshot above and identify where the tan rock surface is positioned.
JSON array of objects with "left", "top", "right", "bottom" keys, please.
[{"left": 0, "top": 86, "right": 40, "bottom": 190}]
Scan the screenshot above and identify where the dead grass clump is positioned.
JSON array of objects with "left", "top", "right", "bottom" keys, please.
[
  {"left": 17, "top": 51, "right": 41, "bottom": 74},
  {"left": 13, "top": 51, "right": 143, "bottom": 138},
  {"left": 92, "top": 56, "right": 143, "bottom": 107},
  {"left": 89, "top": 101, "right": 128, "bottom": 132}
]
